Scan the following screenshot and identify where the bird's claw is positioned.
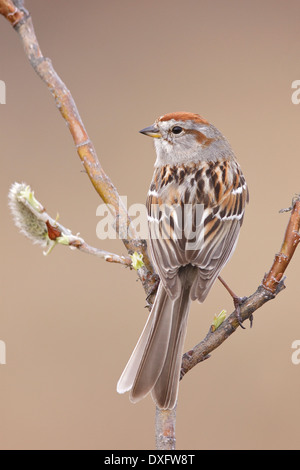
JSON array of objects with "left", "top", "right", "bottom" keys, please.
[{"left": 233, "top": 296, "right": 252, "bottom": 329}]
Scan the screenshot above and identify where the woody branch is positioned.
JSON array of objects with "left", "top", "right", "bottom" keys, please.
[
  {"left": 0, "top": 0, "right": 157, "bottom": 298},
  {"left": 181, "top": 195, "right": 300, "bottom": 377}
]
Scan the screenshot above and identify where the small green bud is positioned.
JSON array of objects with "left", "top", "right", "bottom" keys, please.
[
  {"left": 56, "top": 234, "right": 71, "bottom": 245},
  {"left": 130, "top": 252, "right": 144, "bottom": 270},
  {"left": 211, "top": 309, "right": 227, "bottom": 332},
  {"left": 19, "top": 185, "right": 43, "bottom": 212}
]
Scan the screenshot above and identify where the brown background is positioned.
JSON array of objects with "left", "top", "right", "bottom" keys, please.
[{"left": 0, "top": 0, "right": 300, "bottom": 450}]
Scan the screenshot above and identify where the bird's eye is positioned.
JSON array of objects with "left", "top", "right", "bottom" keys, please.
[{"left": 171, "top": 126, "right": 183, "bottom": 135}]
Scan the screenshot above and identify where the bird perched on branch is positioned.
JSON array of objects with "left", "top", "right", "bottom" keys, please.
[{"left": 117, "top": 111, "right": 249, "bottom": 409}]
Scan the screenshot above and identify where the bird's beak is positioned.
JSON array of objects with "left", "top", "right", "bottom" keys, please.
[{"left": 139, "top": 125, "right": 161, "bottom": 139}]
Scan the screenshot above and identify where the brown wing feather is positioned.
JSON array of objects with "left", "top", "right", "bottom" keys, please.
[{"left": 147, "top": 159, "right": 249, "bottom": 302}]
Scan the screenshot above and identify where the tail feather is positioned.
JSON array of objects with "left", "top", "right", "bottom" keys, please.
[
  {"left": 117, "top": 282, "right": 170, "bottom": 397},
  {"left": 117, "top": 276, "right": 192, "bottom": 409},
  {"left": 151, "top": 287, "right": 190, "bottom": 409}
]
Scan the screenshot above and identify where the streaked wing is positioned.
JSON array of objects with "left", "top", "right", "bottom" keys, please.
[{"left": 146, "top": 159, "right": 249, "bottom": 302}]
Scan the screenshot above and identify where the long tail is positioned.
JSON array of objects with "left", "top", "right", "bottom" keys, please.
[{"left": 117, "top": 279, "right": 191, "bottom": 409}]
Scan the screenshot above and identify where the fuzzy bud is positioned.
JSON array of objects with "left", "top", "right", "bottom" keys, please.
[{"left": 8, "top": 182, "right": 48, "bottom": 247}]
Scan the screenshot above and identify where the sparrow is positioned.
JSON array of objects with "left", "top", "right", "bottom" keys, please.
[{"left": 117, "top": 112, "right": 249, "bottom": 409}]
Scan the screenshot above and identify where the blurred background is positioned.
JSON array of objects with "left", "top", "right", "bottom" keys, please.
[{"left": 0, "top": 0, "right": 299, "bottom": 450}]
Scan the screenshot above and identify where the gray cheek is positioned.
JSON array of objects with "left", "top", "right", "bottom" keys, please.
[
  {"left": 153, "top": 138, "right": 161, "bottom": 155},
  {"left": 154, "top": 138, "right": 172, "bottom": 159}
]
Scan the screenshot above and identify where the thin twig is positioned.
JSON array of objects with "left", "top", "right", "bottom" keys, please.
[
  {"left": 0, "top": 0, "right": 24, "bottom": 25},
  {"left": 155, "top": 407, "right": 177, "bottom": 451},
  {"left": 263, "top": 196, "right": 300, "bottom": 293},
  {"left": 8, "top": 181, "right": 132, "bottom": 265},
  {"left": 180, "top": 196, "right": 300, "bottom": 378},
  {"left": 0, "top": 0, "right": 156, "bottom": 295},
  {"left": 71, "top": 241, "right": 132, "bottom": 266}
]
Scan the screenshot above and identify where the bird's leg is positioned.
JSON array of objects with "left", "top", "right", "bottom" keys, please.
[{"left": 218, "top": 275, "right": 252, "bottom": 328}]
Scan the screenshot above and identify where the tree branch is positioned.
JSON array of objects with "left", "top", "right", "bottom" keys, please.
[
  {"left": 155, "top": 407, "right": 177, "bottom": 451},
  {"left": 263, "top": 195, "right": 300, "bottom": 293},
  {"left": 181, "top": 195, "right": 300, "bottom": 377},
  {"left": 8, "top": 182, "right": 132, "bottom": 266},
  {"left": 0, "top": 0, "right": 24, "bottom": 25},
  {"left": 72, "top": 241, "right": 132, "bottom": 267},
  {"left": 0, "top": 0, "right": 157, "bottom": 296}
]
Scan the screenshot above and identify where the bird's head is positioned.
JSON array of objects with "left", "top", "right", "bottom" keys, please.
[{"left": 140, "top": 111, "right": 234, "bottom": 166}]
